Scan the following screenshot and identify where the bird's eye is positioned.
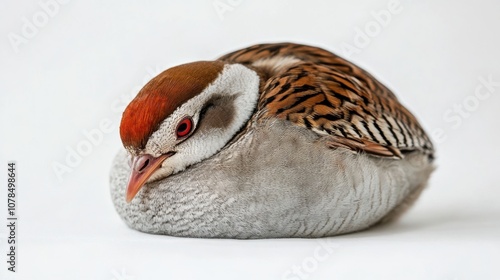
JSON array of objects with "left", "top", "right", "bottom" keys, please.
[{"left": 176, "top": 117, "right": 193, "bottom": 138}]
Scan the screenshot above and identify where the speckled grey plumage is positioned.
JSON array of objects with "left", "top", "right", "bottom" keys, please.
[{"left": 110, "top": 119, "right": 434, "bottom": 238}]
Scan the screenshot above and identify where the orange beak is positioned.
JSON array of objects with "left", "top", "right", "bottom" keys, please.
[{"left": 125, "top": 153, "right": 172, "bottom": 203}]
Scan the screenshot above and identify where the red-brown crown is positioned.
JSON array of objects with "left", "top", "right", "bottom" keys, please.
[{"left": 120, "top": 61, "right": 225, "bottom": 149}]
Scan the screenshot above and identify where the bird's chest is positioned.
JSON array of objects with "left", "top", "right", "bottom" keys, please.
[{"left": 110, "top": 119, "right": 426, "bottom": 238}]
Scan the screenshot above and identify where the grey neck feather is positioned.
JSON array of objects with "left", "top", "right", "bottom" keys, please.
[{"left": 110, "top": 119, "right": 433, "bottom": 238}]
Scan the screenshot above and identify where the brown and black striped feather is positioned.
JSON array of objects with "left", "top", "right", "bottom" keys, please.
[{"left": 219, "top": 43, "right": 434, "bottom": 159}]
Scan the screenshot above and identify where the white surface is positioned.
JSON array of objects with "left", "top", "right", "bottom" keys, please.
[{"left": 1, "top": 0, "right": 499, "bottom": 279}]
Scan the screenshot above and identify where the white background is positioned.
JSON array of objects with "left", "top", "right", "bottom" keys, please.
[{"left": 1, "top": 0, "right": 499, "bottom": 279}]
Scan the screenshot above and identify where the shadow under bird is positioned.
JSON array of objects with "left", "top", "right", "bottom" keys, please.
[{"left": 110, "top": 43, "right": 435, "bottom": 238}]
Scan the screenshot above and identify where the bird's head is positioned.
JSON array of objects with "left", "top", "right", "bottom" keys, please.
[{"left": 119, "top": 61, "right": 260, "bottom": 202}]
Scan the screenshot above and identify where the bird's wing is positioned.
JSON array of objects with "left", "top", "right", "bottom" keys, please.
[{"left": 219, "top": 43, "right": 434, "bottom": 159}]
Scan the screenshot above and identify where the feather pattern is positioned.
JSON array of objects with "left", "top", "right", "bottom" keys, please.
[{"left": 219, "top": 43, "right": 434, "bottom": 159}]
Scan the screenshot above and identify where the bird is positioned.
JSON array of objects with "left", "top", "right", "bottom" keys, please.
[{"left": 110, "top": 43, "right": 435, "bottom": 238}]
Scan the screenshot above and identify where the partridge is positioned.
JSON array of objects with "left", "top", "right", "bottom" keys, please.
[{"left": 110, "top": 43, "right": 435, "bottom": 238}]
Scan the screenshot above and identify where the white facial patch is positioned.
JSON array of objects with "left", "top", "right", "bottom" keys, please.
[{"left": 143, "top": 63, "right": 260, "bottom": 179}]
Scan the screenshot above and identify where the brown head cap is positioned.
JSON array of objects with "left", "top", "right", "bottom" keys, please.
[{"left": 120, "top": 61, "right": 225, "bottom": 149}]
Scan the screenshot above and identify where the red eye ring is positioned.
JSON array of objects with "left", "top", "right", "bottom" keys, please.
[{"left": 176, "top": 117, "right": 193, "bottom": 138}]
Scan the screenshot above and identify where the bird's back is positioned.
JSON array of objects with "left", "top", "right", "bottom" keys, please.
[{"left": 219, "top": 43, "right": 434, "bottom": 160}]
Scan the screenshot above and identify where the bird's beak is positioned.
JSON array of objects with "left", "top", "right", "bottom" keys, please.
[{"left": 125, "top": 153, "right": 171, "bottom": 203}]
